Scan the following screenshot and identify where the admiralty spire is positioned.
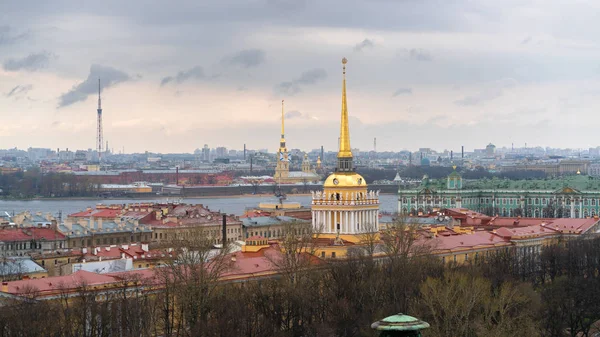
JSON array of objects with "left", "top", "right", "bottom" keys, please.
[{"left": 311, "top": 58, "right": 380, "bottom": 236}]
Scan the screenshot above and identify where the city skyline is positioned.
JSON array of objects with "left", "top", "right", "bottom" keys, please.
[{"left": 2, "top": 1, "right": 600, "bottom": 152}]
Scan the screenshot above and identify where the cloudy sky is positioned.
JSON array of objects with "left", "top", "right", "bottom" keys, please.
[{"left": 2, "top": 0, "right": 600, "bottom": 154}]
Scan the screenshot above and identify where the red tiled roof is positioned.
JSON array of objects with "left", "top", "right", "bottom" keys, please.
[
  {"left": 0, "top": 228, "right": 65, "bottom": 242},
  {"left": 240, "top": 211, "right": 271, "bottom": 218},
  {"left": 431, "top": 231, "right": 510, "bottom": 251},
  {"left": 5, "top": 270, "right": 117, "bottom": 294}
]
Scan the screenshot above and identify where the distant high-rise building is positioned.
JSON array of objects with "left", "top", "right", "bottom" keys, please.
[
  {"left": 486, "top": 143, "right": 496, "bottom": 157},
  {"left": 202, "top": 144, "right": 210, "bottom": 162},
  {"left": 216, "top": 147, "right": 228, "bottom": 158}
]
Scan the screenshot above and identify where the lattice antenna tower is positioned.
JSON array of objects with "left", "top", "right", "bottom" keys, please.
[{"left": 97, "top": 79, "right": 103, "bottom": 161}]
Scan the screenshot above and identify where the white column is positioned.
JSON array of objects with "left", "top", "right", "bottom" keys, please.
[
  {"left": 360, "top": 210, "right": 364, "bottom": 232},
  {"left": 350, "top": 211, "right": 355, "bottom": 233},
  {"left": 327, "top": 210, "right": 330, "bottom": 233},
  {"left": 312, "top": 211, "right": 315, "bottom": 229},
  {"left": 371, "top": 210, "right": 375, "bottom": 230},
  {"left": 334, "top": 211, "right": 338, "bottom": 232},
  {"left": 344, "top": 211, "right": 349, "bottom": 233}
]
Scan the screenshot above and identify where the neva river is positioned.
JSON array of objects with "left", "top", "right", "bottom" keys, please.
[{"left": 0, "top": 194, "right": 399, "bottom": 217}]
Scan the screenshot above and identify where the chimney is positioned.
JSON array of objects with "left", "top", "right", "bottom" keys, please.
[
  {"left": 2, "top": 282, "right": 8, "bottom": 293},
  {"left": 176, "top": 167, "right": 179, "bottom": 186},
  {"left": 122, "top": 244, "right": 129, "bottom": 250},
  {"left": 461, "top": 146, "right": 464, "bottom": 159},
  {"left": 450, "top": 150, "right": 453, "bottom": 160},
  {"left": 141, "top": 243, "right": 149, "bottom": 252},
  {"left": 222, "top": 214, "right": 227, "bottom": 247},
  {"left": 82, "top": 247, "right": 88, "bottom": 254}
]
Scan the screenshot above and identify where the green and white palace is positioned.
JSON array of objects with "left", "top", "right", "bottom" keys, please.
[{"left": 398, "top": 170, "right": 600, "bottom": 218}]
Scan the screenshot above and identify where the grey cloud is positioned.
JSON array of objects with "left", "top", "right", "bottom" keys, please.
[
  {"left": 392, "top": 88, "right": 412, "bottom": 97},
  {"left": 455, "top": 78, "right": 517, "bottom": 106},
  {"left": 409, "top": 48, "right": 432, "bottom": 61},
  {"left": 3, "top": 51, "right": 54, "bottom": 71},
  {"left": 266, "top": 0, "right": 307, "bottom": 11},
  {"left": 521, "top": 36, "right": 532, "bottom": 44},
  {"left": 223, "top": 49, "right": 265, "bottom": 68},
  {"left": 161, "top": 66, "right": 205, "bottom": 86},
  {"left": 58, "top": 64, "right": 130, "bottom": 108},
  {"left": 354, "top": 39, "right": 375, "bottom": 52},
  {"left": 5, "top": 84, "right": 33, "bottom": 97},
  {"left": 275, "top": 68, "right": 327, "bottom": 95},
  {"left": 0, "top": 25, "right": 29, "bottom": 45},
  {"left": 285, "top": 110, "right": 317, "bottom": 120},
  {"left": 285, "top": 110, "right": 303, "bottom": 119}
]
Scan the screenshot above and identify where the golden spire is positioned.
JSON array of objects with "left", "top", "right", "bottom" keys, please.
[
  {"left": 338, "top": 57, "right": 352, "bottom": 158},
  {"left": 281, "top": 99, "right": 285, "bottom": 140}
]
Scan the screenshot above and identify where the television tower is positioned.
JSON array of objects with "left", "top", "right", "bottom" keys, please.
[{"left": 97, "top": 79, "right": 103, "bottom": 162}]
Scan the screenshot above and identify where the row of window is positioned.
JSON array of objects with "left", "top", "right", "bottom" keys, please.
[
  {"left": 0, "top": 242, "right": 60, "bottom": 250},
  {"left": 74, "top": 235, "right": 149, "bottom": 248},
  {"left": 403, "top": 196, "right": 600, "bottom": 206},
  {"left": 246, "top": 227, "right": 310, "bottom": 239}
]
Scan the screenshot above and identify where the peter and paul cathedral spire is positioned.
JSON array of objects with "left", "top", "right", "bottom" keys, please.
[
  {"left": 280, "top": 99, "right": 286, "bottom": 148},
  {"left": 275, "top": 99, "right": 289, "bottom": 179},
  {"left": 337, "top": 57, "right": 354, "bottom": 172}
]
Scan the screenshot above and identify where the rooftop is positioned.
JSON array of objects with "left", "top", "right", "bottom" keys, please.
[{"left": 408, "top": 174, "right": 600, "bottom": 192}]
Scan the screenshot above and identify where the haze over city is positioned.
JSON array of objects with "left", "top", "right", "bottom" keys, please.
[{"left": 2, "top": 0, "right": 600, "bottom": 153}]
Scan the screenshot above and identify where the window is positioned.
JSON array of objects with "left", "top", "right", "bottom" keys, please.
[
  {"left": 331, "top": 252, "right": 336, "bottom": 258},
  {"left": 54, "top": 259, "right": 58, "bottom": 265},
  {"left": 321, "top": 252, "right": 325, "bottom": 258},
  {"left": 465, "top": 253, "right": 468, "bottom": 261}
]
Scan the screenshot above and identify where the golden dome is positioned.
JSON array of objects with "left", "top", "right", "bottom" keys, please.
[{"left": 323, "top": 172, "right": 366, "bottom": 188}]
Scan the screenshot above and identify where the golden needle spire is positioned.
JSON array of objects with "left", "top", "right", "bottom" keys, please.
[
  {"left": 281, "top": 99, "right": 285, "bottom": 140},
  {"left": 338, "top": 57, "right": 352, "bottom": 158}
]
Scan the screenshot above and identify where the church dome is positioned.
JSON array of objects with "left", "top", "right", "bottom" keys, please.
[{"left": 323, "top": 172, "right": 366, "bottom": 188}]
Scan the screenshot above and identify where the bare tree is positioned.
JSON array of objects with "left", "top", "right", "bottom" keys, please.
[{"left": 155, "top": 226, "right": 233, "bottom": 337}]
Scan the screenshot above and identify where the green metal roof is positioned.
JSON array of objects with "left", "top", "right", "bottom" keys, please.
[
  {"left": 371, "top": 313, "right": 430, "bottom": 331},
  {"left": 413, "top": 174, "right": 600, "bottom": 192}
]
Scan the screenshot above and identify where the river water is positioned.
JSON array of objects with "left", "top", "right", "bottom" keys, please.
[{"left": 0, "top": 194, "right": 399, "bottom": 217}]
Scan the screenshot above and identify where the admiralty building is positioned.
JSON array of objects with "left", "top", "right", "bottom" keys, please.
[{"left": 398, "top": 170, "right": 600, "bottom": 218}]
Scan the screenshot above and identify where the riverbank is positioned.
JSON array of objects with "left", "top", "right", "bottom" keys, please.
[{"left": 1, "top": 191, "right": 396, "bottom": 202}]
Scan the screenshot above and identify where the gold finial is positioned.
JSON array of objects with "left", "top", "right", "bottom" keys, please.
[
  {"left": 452, "top": 165, "right": 457, "bottom": 170},
  {"left": 338, "top": 57, "right": 352, "bottom": 158}
]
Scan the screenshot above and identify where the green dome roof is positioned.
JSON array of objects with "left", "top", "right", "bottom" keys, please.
[{"left": 371, "top": 313, "right": 430, "bottom": 331}]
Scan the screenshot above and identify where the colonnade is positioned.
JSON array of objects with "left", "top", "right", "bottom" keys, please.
[{"left": 311, "top": 209, "right": 379, "bottom": 234}]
